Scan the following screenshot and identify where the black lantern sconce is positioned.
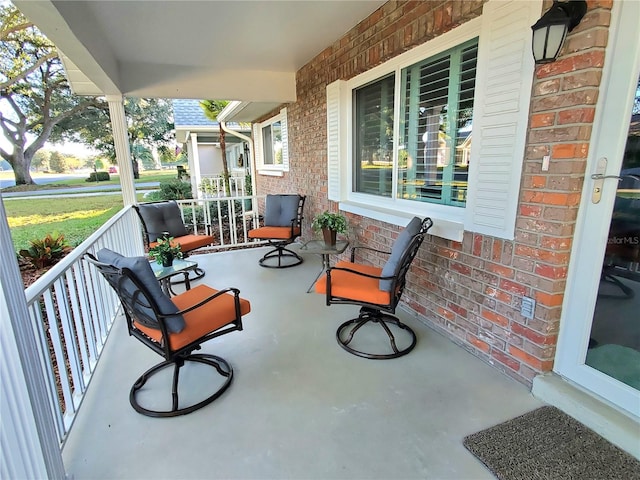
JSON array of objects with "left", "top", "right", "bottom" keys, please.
[{"left": 531, "top": 0, "right": 587, "bottom": 64}]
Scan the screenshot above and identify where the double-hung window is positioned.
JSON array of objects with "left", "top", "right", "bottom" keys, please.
[
  {"left": 352, "top": 40, "right": 478, "bottom": 206},
  {"left": 327, "top": 0, "right": 539, "bottom": 241},
  {"left": 398, "top": 39, "right": 478, "bottom": 207},
  {"left": 253, "top": 108, "right": 289, "bottom": 176}
]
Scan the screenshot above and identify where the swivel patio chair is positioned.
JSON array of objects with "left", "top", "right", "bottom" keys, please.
[
  {"left": 134, "top": 200, "right": 214, "bottom": 280},
  {"left": 86, "top": 248, "right": 251, "bottom": 417},
  {"left": 248, "top": 194, "right": 306, "bottom": 268},
  {"left": 315, "top": 216, "right": 433, "bottom": 359}
]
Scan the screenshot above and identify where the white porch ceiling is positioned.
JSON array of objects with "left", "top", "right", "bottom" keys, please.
[{"left": 13, "top": 0, "right": 385, "bottom": 120}]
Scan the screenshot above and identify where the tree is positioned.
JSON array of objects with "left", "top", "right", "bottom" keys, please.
[
  {"left": 199, "top": 100, "right": 231, "bottom": 196},
  {"left": 31, "top": 149, "right": 50, "bottom": 171},
  {"left": 0, "top": 4, "right": 104, "bottom": 185},
  {"left": 48, "top": 150, "right": 67, "bottom": 173},
  {"left": 69, "top": 97, "right": 174, "bottom": 179},
  {"left": 132, "top": 144, "right": 155, "bottom": 171}
]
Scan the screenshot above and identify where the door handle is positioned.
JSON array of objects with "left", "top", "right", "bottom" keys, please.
[
  {"left": 590, "top": 173, "right": 622, "bottom": 181},
  {"left": 591, "top": 157, "right": 617, "bottom": 204}
]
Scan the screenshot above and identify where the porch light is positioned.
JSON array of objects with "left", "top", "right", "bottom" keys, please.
[{"left": 531, "top": 0, "right": 587, "bottom": 64}]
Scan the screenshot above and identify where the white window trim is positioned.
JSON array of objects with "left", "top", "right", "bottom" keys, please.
[
  {"left": 338, "top": 17, "right": 483, "bottom": 241},
  {"left": 254, "top": 107, "right": 289, "bottom": 176},
  {"left": 327, "top": 0, "right": 541, "bottom": 241}
]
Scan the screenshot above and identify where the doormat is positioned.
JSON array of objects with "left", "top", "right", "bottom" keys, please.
[{"left": 463, "top": 406, "right": 640, "bottom": 480}]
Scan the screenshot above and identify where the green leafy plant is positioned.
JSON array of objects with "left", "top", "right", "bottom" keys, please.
[
  {"left": 148, "top": 236, "right": 183, "bottom": 266},
  {"left": 158, "top": 178, "right": 193, "bottom": 200},
  {"left": 86, "top": 171, "right": 111, "bottom": 182},
  {"left": 311, "top": 211, "right": 348, "bottom": 234},
  {"left": 19, "top": 232, "right": 72, "bottom": 269}
]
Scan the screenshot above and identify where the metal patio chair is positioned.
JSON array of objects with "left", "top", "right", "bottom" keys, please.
[
  {"left": 86, "top": 248, "right": 251, "bottom": 417},
  {"left": 134, "top": 200, "right": 214, "bottom": 280},
  {"left": 248, "top": 194, "right": 306, "bottom": 268},
  {"left": 315, "top": 216, "right": 433, "bottom": 359}
]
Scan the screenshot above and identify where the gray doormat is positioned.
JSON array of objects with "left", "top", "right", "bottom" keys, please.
[{"left": 463, "top": 406, "right": 640, "bottom": 480}]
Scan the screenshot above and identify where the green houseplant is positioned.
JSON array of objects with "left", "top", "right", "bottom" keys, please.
[
  {"left": 312, "top": 211, "right": 347, "bottom": 246},
  {"left": 148, "top": 235, "right": 183, "bottom": 267}
]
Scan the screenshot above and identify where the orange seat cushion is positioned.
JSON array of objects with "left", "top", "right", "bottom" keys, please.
[
  {"left": 133, "top": 284, "right": 251, "bottom": 352},
  {"left": 149, "top": 234, "right": 214, "bottom": 253},
  {"left": 315, "top": 261, "right": 392, "bottom": 305},
  {"left": 248, "top": 226, "right": 300, "bottom": 240}
]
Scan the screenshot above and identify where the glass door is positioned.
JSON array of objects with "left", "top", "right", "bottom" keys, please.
[
  {"left": 554, "top": 0, "right": 640, "bottom": 419},
  {"left": 586, "top": 78, "right": 640, "bottom": 392}
]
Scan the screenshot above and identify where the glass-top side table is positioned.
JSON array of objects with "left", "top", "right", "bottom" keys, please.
[
  {"left": 150, "top": 258, "right": 198, "bottom": 296},
  {"left": 300, "top": 239, "right": 350, "bottom": 293}
]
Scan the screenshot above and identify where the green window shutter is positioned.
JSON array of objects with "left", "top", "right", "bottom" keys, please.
[
  {"left": 326, "top": 80, "right": 344, "bottom": 201},
  {"left": 464, "top": 0, "right": 541, "bottom": 240}
]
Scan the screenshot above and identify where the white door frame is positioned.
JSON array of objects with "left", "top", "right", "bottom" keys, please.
[{"left": 555, "top": 0, "right": 640, "bottom": 419}]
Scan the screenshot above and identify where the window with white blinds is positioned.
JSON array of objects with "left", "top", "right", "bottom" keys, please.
[
  {"left": 326, "top": 0, "right": 540, "bottom": 241},
  {"left": 399, "top": 39, "right": 478, "bottom": 206},
  {"left": 351, "top": 40, "right": 478, "bottom": 207},
  {"left": 354, "top": 74, "right": 395, "bottom": 197}
]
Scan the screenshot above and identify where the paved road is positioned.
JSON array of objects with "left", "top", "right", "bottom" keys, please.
[
  {"left": 1, "top": 182, "right": 159, "bottom": 199},
  {"left": 0, "top": 172, "right": 89, "bottom": 189}
]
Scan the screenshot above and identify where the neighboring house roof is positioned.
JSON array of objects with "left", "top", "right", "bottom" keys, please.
[
  {"left": 173, "top": 99, "right": 217, "bottom": 128},
  {"left": 173, "top": 99, "right": 251, "bottom": 144}
]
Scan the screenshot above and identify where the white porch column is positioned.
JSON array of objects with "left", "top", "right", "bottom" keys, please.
[
  {"left": 0, "top": 198, "right": 66, "bottom": 479},
  {"left": 189, "top": 132, "right": 202, "bottom": 199},
  {"left": 106, "top": 95, "right": 136, "bottom": 206}
]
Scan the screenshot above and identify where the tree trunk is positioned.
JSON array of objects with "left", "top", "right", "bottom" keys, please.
[
  {"left": 132, "top": 158, "right": 140, "bottom": 180},
  {"left": 219, "top": 124, "right": 231, "bottom": 196},
  {"left": 8, "top": 152, "right": 35, "bottom": 185}
]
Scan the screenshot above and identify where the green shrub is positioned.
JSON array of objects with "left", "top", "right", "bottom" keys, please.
[
  {"left": 86, "top": 171, "right": 111, "bottom": 182},
  {"left": 157, "top": 178, "right": 193, "bottom": 200},
  {"left": 19, "top": 232, "right": 72, "bottom": 269},
  {"left": 143, "top": 190, "right": 164, "bottom": 202}
]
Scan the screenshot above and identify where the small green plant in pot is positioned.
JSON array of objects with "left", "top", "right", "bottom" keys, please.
[
  {"left": 148, "top": 235, "right": 183, "bottom": 267},
  {"left": 311, "top": 211, "right": 347, "bottom": 246}
]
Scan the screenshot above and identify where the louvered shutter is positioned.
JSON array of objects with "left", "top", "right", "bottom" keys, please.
[
  {"left": 464, "top": 0, "right": 541, "bottom": 239},
  {"left": 326, "top": 80, "right": 344, "bottom": 201},
  {"left": 252, "top": 123, "right": 263, "bottom": 169},
  {"left": 280, "top": 108, "right": 289, "bottom": 171}
]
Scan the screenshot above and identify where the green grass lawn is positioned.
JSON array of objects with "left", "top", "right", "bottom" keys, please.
[
  {"left": 1, "top": 169, "right": 176, "bottom": 192},
  {"left": 6, "top": 193, "right": 146, "bottom": 252}
]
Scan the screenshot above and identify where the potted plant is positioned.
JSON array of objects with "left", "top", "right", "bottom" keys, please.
[
  {"left": 312, "top": 211, "right": 348, "bottom": 247},
  {"left": 148, "top": 235, "right": 183, "bottom": 267}
]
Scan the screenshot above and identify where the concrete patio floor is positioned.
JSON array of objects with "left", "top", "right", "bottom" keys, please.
[{"left": 62, "top": 246, "right": 543, "bottom": 479}]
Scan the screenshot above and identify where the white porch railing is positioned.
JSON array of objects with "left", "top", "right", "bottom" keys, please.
[
  {"left": 23, "top": 206, "right": 144, "bottom": 445},
  {"left": 21, "top": 196, "right": 267, "bottom": 446},
  {"left": 175, "top": 195, "right": 265, "bottom": 249},
  {"left": 199, "top": 173, "right": 247, "bottom": 198}
]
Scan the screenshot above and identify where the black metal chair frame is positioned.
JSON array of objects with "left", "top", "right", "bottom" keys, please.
[
  {"left": 253, "top": 195, "right": 306, "bottom": 269},
  {"left": 85, "top": 253, "right": 244, "bottom": 417},
  {"left": 323, "top": 217, "right": 433, "bottom": 359},
  {"left": 134, "top": 200, "right": 209, "bottom": 282}
]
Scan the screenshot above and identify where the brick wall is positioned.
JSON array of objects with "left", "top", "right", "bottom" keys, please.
[{"left": 254, "top": 0, "right": 612, "bottom": 386}]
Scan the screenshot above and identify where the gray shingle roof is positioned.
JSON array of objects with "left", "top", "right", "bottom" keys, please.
[{"left": 172, "top": 99, "right": 217, "bottom": 127}]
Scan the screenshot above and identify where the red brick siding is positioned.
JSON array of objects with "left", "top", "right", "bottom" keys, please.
[{"left": 254, "top": 0, "right": 612, "bottom": 386}]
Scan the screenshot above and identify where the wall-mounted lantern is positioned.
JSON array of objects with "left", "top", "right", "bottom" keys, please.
[{"left": 531, "top": 0, "right": 587, "bottom": 64}]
